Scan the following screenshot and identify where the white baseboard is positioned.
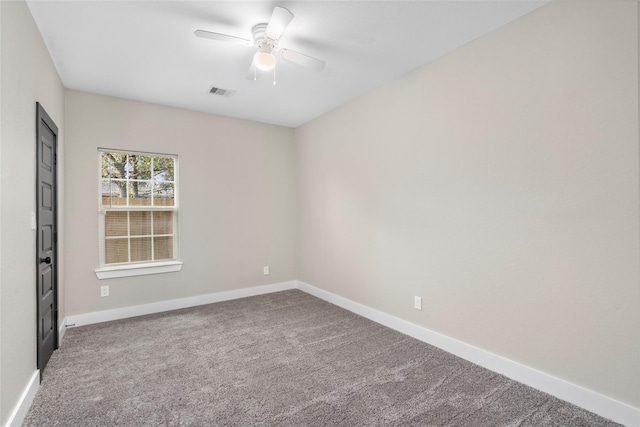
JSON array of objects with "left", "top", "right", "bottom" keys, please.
[
  {"left": 66, "top": 280, "right": 297, "bottom": 328},
  {"left": 295, "top": 281, "right": 640, "bottom": 427},
  {"left": 4, "top": 370, "right": 39, "bottom": 427}
]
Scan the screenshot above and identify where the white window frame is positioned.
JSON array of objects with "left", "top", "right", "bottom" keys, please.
[{"left": 95, "top": 148, "right": 182, "bottom": 279}]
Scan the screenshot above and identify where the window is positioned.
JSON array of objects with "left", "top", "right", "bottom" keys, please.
[{"left": 96, "top": 149, "right": 181, "bottom": 278}]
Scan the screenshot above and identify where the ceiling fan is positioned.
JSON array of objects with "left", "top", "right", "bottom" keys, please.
[{"left": 195, "top": 6, "right": 326, "bottom": 77}]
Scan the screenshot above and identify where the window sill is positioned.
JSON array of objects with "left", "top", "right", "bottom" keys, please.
[{"left": 95, "top": 261, "right": 183, "bottom": 279}]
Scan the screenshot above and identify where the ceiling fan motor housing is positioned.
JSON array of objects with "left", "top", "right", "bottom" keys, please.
[{"left": 252, "top": 23, "right": 276, "bottom": 52}]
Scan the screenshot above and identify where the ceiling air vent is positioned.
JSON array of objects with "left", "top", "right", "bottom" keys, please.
[{"left": 209, "top": 86, "right": 236, "bottom": 98}]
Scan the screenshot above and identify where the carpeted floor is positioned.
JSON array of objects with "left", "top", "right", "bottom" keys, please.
[{"left": 23, "top": 290, "right": 620, "bottom": 426}]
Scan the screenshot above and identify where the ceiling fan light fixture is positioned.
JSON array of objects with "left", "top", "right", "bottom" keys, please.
[{"left": 255, "top": 51, "right": 276, "bottom": 71}]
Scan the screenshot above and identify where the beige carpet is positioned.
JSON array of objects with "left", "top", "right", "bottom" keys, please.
[{"left": 23, "top": 289, "right": 620, "bottom": 426}]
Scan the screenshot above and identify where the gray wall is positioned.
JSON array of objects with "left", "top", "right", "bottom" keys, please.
[
  {"left": 296, "top": 0, "right": 640, "bottom": 407},
  {"left": 64, "top": 90, "right": 297, "bottom": 315},
  {"left": 0, "top": 1, "right": 65, "bottom": 424}
]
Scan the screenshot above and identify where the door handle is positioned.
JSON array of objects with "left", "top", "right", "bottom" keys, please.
[{"left": 40, "top": 257, "right": 51, "bottom": 264}]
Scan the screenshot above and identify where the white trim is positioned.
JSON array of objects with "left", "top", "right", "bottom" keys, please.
[
  {"left": 95, "top": 260, "right": 183, "bottom": 279},
  {"left": 4, "top": 370, "right": 39, "bottom": 427},
  {"left": 66, "top": 280, "right": 297, "bottom": 327},
  {"left": 295, "top": 281, "right": 640, "bottom": 427},
  {"left": 58, "top": 316, "right": 67, "bottom": 346}
]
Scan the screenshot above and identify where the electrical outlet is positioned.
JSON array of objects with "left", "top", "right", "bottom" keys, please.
[
  {"left": 414, "top": 296, "right": 422, "bottom": 310},
  {"left": 263, "top": 266, "right": 270, "bottom": 275},
  {"left": 100, "top": 285, "right": 109, "bottom": 297}
]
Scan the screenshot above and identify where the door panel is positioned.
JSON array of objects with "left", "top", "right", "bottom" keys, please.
[
  {"left": 42, "top": 225, "right": 52, "bottom": 251},
  {"left": 36, "top": 103, "right": 58, "bottom": 376}
]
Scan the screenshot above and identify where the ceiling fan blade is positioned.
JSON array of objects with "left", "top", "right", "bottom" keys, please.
[
  {"left": 278, "top": 49, "right": 326, "bottom": 72},
  {"left": 194, "top": 30, "right": 251, "bottom": 46},
  {"left": 265, "top": 6, "right": 293, "bottom": 41}
]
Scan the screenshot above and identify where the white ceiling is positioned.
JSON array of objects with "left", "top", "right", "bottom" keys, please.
[{"left": 27, "top": 1, "right": 548, "bottom": 128}]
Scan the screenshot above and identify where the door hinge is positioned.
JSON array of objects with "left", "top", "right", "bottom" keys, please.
[
  {"left": 54, "top": 310, "right": 58, "bottom": 321},
  {"left": 54, "top": 153, "right": 57, "bottom": 165},
  {"left": 53, "top": 231, "right": 57, "bottom": 243}
]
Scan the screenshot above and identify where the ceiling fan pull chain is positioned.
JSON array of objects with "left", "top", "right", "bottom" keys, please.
[{"left": 273, "top": 64, "right": 277, "bottom": 85}]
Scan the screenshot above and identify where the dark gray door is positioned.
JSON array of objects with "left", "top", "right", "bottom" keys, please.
[{"left": 36, "top": 103, "right": 58, "bottom": 376}]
